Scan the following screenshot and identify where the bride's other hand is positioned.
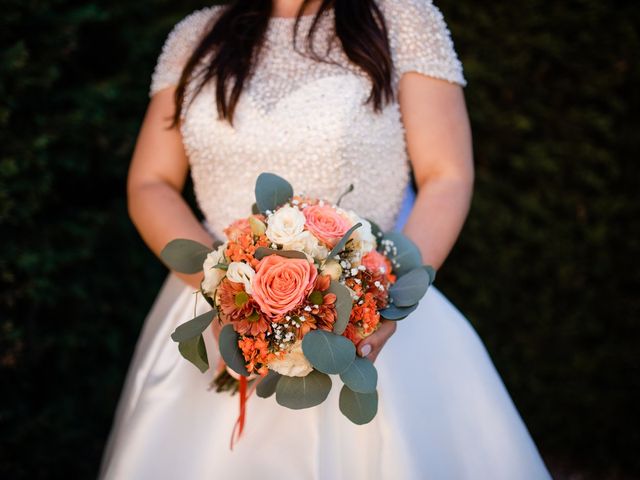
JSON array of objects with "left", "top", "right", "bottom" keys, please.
[
  {"left": 359, "top": 76, "right": 473, "bottom": 362},
  {"left": 398, "top": 74, "right": 474, "bottom": 271},
  {"left": 357, "top": 320, "right": 397, "bottom": 363}
]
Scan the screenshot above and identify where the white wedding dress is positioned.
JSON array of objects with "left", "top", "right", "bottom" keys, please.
[{"left": 99, "top": 1, "right": 552, "bottom": 478}]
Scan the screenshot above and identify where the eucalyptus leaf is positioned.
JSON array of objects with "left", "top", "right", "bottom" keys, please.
[
  {"left": 160, "top": 238, "right": 212, "bottom": 274},
  {"left": 301, "top": 330, "right": 355, "bottom": 374},
  {"left": 423, "top": 265, "right": 437, "bottom": 284},
  {"left": 170, "top": 310, "right": 217, "bottom": 343},
  {"left": 381, "top": 231, "right": 422, "bottom": 277},
  {"left": 254, "top": 247, "right": 308, "bottom": 260},
  {"left": 275, "top": 370, "right": 332, "bottom": 409},
  {"left": 339, "top": 385, "right": 378, "bottom": 425},
  {"left": 389, "top": 267, "right": 430, "bottom": 307},
  {"left": 329, "top": 280, "right": 353, "bottom": 335},
  {"left": 380, "top": 302, "right": 419, "bottom": 320},
  {"left": 255, "top": 172, "right": 294, "bottom": 214},
  {"left": 219, "top": 324, "right": 249, "bottom": 377},
  {"left": 328, "top": 222, "right": 362, "bottom": 259},
  {"left": 339, "top": 356, "right": 378, "bottom": 393},
  {"left": 178, "top": 335, "right": 209, "bottom": 373},
  {"left": 256, "top": 370, "right": 281, "bottom": 399}
]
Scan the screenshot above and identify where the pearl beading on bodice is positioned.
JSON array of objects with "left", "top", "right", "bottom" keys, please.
[{"left": 149, "top": 0, "right": 465, "bottom": 240}]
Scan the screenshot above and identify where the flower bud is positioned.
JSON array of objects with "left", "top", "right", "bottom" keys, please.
[
  {"left": 320, "top": 259, "right": 342, "bottom": 280},
  {"left": 249, "top": 216, "right": 267, "bottom": 236}
]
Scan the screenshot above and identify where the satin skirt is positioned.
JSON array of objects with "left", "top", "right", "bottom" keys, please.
[{"left": 97, "top": 268, "right": 551, "bottom": 479}]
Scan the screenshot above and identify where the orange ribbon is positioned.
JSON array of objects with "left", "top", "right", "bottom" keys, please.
[{"left": 229, "top": 375, "right": 247, "bottom": 450}]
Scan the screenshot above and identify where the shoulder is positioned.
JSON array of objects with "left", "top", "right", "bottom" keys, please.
[
  {"left": 376, "top": 0, "right": 450, "bottom": 35},
  {"left": 376, "top": 0, "right": 467, "bottom": 87},
  {"left": 149, "top": 6, "right": 225, "bottom": 97},
  {"left": 163, "top": 5, "right": 223, "bottom": 51}
]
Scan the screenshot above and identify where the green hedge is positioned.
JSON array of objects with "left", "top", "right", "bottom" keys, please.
[{"left": 1, "top": 1, "right": 638, "bottom": 478}]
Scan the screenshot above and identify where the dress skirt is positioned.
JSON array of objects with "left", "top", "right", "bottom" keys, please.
[{"left": 98, "top": 268, "right": 551, "bottom": 479}]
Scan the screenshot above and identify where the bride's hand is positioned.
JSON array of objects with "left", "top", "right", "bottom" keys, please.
[{"left": 357, "top": 320, "right": 397, "bottom": 363}]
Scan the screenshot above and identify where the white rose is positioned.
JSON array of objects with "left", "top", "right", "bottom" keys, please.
[
  {"left": 268, "top": 340, "right": 313, "bottom": 377},
  {"left": 282, "top": 230, "right": 329, "bottom": 261},
  {"left": 201, "top": 243, "right": 227, "bottom": 296},
  {"left": 266, "top": 205, "right": 306, "bottom": 246},
  {"left": 225, "top": 261, "right": 256, "bottom": 294},
  {"left": 341, "top": 210, "right": 376, "bottom": 257}
]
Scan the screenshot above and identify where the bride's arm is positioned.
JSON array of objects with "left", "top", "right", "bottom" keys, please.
[
  {"left": 399, "top": 74, "right": 474, "bottom": 270},
  {"left": 359, "top": 75, "right": 473, "bottom": 362},
  {"left": 126, "top": 87, "right": 216, "bottom": 290}
]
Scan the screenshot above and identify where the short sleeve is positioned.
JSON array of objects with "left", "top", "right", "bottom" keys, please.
[
  {"left": 381, "top": 0, "right": 467, "bottom": 86},
  {"left": 148, "top": 7, "right": 221, "bottom": 98}
]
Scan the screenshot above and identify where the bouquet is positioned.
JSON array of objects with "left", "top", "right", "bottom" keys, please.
[{"left": 161, "top": 173, "right": 435, "bottom": 432}]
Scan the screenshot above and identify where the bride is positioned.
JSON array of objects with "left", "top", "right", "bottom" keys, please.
[{"left": 99, "top": 0, "right": 552, "bottom": 478}]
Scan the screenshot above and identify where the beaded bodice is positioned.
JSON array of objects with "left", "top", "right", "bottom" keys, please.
[{"left": 149, "top": 0, "right": 465, "bottom": 239}]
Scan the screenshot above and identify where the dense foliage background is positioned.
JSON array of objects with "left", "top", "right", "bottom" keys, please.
[{"left": 1, "top": 0, "right": 638, "bottom": 478}]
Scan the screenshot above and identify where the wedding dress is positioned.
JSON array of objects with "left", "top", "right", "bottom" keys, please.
[{"left": 98, "top": 1, "right": 552, "bottom": 478}]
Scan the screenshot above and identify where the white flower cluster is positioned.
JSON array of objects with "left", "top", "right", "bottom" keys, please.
[
  {"left": 379, "top": 238, "right": 401, "bottom": 271},
  {"left": 201, "top": 243, "right": 257, "bottom": 299},
  {"left": 265, "top": 204, "right": 329, "bottom": 261},
  {"left": 201, "top": 243, "right": 228, "bottom": 297}
]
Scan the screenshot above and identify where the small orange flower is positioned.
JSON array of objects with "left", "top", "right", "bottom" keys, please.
[
  {"left": 343, "top": 323, "right": 363, "bottom": 346},
  {"left": 350, "top": 292, "right": 380, "bottom": 336},
  {"left": 225, "top": 232, "right": 270, "bottom": 269},
  {"left": 238, "top": 333, "right": 275, "bottom": 375}
]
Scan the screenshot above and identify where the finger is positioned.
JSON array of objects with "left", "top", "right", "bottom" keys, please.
[{"left": 358, "top": 320, "right": 397, "bottom": 363}]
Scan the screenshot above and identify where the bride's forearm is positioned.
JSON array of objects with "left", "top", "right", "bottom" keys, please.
[
  {"left": 127, "top": 181, "right": 216, "bottom": 289},
  {"left": 402, "top": 176, "right": 473, "bottom": 271}
]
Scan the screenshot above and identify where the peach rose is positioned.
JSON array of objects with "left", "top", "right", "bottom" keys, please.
[
  {"left": 251, "top": 254, "right": 318, "bottom": 318},
  {"left": 303, "top": 204, "right": 352, "bottom": 248}
]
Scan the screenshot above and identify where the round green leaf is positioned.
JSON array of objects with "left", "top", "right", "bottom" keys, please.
[
  {"left": 339, "top": 356, "right": 378, "bottom": 393},
  {"left": 302, "top": 330, "right": 355, "bottom": 374},
  {"left": 256, "top": 370, "right": 281, "bottom": 399},
  {"left": 255, "top": 172, "right": 294, "bottom": 214},
  {"left": 380, "top": 302, "right": 418, "bottom": 320},
  {"left": 160, "top": 238, "right": 212, "bottom": 274},
  {"left": 381, "top": 231, "right": 422, "bottom": 277},
  {"left": 170, "top": 310, "right": 216, "bottom": 342},
  {"left": 275, "top": 370, "right": 332, "bottom": 409},
  {"left": 254, "top": 247, "right": 308, "bottom": 260},
  {"left": 178, "top": 334, "right": 209, "bottom": 373},
  {"left": 339, "top": 385, "right": 378, "bottom": 425},
  {"left": 329, "top": 280, "right": 354, "bottom": 335},
  {"left": 219, "top": 324, "right": 249, "bottom": 377},
  {"left": 423, "top": 265, "right": 437, "bottom": 284},
  {"left": 328, "top": 222, "right": 362, "bottom": 259},
  {"left": 366, "top": 217, "right": 383, "bottom": 242},
  {"left": 389, "top": 267, "right": 430, "bottom": 307}
]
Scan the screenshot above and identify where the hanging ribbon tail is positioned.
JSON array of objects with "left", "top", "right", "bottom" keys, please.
[{"left": 230, "top": 376, "right": 248, "bottom": 450}]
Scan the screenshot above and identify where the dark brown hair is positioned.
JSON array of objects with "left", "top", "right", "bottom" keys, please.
[{"left": 170, "top": 0, "right": 394, "bottom": 127}]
